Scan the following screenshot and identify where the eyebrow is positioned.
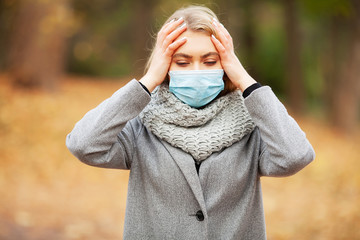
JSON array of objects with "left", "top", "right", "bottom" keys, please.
[
  {"left": 201, "top": 52, "right": 219, "bottom": 59},
  {"left": 172, "top": 53, "right": 192, "bottom": 59},
  {"left": 172, "top": 52, "right": 219, "bottom": 59}
]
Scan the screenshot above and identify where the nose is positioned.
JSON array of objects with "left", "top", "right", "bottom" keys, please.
[{"left": 192, "top": 61, "right": 201, "bottom": 70}]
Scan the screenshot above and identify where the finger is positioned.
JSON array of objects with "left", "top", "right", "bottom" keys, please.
[
  {"left": 212, "top": 19, "right": 234, "bottom": 50},
  {"left": 212, "top": 20, "right": 229, "bottom": 47},
  {"left": 164, "top": 37, "right": 187, "bottom": 57},
  {"left": 213, "top": 18, "right": 232, "bottom": 41},
  {"left": 158, "top": 17, "right": 184, "bottom": 43},
  {"left": 159, "top": 18, "right": 175, "bottom": 33},
  {"left": 221, "top": 25, "right": 232, "bottom": 42},
  {"left": 218, "top": 24, "right": 233, "bottom": 49},
  {"left": 161, "top": 17, "right": 183, "bottom": 36},
  {"left": 162, "top": 23, "right": 187, "bottom": 49},
  {"left": 210, "top": 35, "right": 226, "bottom": 55}
]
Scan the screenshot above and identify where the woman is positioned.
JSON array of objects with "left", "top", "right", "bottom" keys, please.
[{"left": 66, "top": 5, "right": 315, "bottom": 239}]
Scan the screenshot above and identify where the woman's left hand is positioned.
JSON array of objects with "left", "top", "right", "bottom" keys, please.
[{"left": 211, "top": 19, "right": 257, "bottom": 92}]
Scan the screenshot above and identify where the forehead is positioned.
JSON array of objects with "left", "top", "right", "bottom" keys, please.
[{"left": 173, "top": 30, "right": 217, "bottom": 56}]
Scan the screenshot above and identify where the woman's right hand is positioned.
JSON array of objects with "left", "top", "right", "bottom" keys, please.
[{"left": 139, "top": 17, "right": 187, "bottom": 92}]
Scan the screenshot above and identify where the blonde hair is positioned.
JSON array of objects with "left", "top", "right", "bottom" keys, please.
[{"left": 145, "top": 5, "right": 236, "bottom": 94}]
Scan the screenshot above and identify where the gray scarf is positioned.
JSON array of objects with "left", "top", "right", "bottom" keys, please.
[{"left": 139, "top": 83, "right": 255, "bottom": 162}]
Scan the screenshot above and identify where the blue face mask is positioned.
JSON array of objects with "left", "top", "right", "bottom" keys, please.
[{"left": 169, "top": 69, "right": 225, "bottom": 108}]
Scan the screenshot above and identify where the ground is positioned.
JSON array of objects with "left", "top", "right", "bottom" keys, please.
[{"left": 0, "top": 74, "right": 359, "bottom": 239}]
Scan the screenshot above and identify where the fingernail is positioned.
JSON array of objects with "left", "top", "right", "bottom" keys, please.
[
  {"left": 213, "top": 17, "right": 219, "bottom": 23},
  {"left": 169, "top": 18, "right": 175, "bottom": 23},
  {"left": 181, "top": 37, "right": 187, "bottom": 41},
  {"left": 178, "top": 17, "right": 183, "bottom": 21},
  {"left": 211, "top": 34, "right": 216, "bottom": 39},
  {"left": 180, "top": 23, "right": 186, "bottom": 28}
]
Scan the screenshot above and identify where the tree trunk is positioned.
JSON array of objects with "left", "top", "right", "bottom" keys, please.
[
  {"left": 241, "top": 0, "right": 259, "bottom": 80},
  {"left": 7, "top": 0, "right": 71, "bottom": 91},
  {"left": 130, "top": 0, "right": 156, "bottom": 78},
  {"left": 324, "top": 17, "right": 341, "bottom": 120},
  {"left": 283, "top": 0, "right": 305, "bottom": 113},
  {"left": 331, "top": 0, "right": 360, "bottom": 133}
]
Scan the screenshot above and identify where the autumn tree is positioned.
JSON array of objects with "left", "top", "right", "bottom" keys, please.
[
  {"left": 7, "top": 0, "right": 73, "bottom": 91},
  {"left": 283, "top": 0, "right": 305, "bottom": 113},
  {"left": 330, "top": 0, "right": 360, "bottom": 132},
  {"left": 130, "top": 0, "right": 158, "bottom": 78}
]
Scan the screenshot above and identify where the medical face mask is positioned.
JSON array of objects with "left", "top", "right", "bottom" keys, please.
[{"left": 169, "top": 69, "right": 225, "bottom": 108}]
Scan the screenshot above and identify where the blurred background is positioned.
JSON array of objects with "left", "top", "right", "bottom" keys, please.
[{"left": 0, "top": 0, "right": 359, "bottom": 239}]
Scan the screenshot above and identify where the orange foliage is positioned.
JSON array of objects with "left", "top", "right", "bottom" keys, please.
[{"left": 0, "top": 74, "right": 359, "bottom": 239}]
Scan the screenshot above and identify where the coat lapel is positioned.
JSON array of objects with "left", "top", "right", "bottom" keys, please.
[{"left": 161, "top": 141, "right": 207, "bottom": 210}]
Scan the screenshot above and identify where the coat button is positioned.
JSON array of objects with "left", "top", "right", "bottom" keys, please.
[{"left": 195, "top": 210, "right": 204, "bottom": 221}]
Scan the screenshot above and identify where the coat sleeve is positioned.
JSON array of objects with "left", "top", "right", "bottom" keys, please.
[
  {"left": 244, "top": 86, "right": 315, "bottom": 177},
  {"left": 66, "top": 79, "right": 151, "bottom": 169}
]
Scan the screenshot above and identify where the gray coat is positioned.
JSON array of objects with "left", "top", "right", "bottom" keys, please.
[{"left": 66, "top": 79, "right": 315, "bottom": 239}]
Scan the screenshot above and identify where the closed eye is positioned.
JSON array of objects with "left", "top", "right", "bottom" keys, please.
[
  {"left": 176, "top": 62, "right": 189, "bottom": 66},
  {"left": 204, "top": 61, "right": 217, "bottom": 65}
]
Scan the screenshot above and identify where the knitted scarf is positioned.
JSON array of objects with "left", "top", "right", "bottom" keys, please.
[{"left": 139, "top": 83, "right": 256, "bottom": 162}]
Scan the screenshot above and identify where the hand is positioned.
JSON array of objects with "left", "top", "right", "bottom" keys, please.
[
  {"left": 210, "top": 19, "right": 256, "bottom": 92},
  {"left": 140, "top": 18, "right": 187, "bottom": 92}
]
